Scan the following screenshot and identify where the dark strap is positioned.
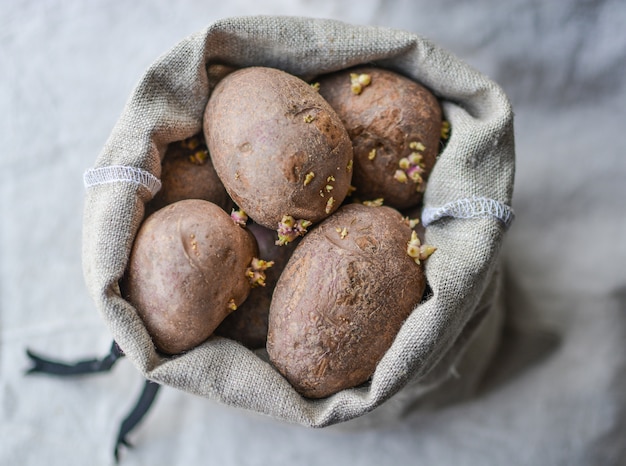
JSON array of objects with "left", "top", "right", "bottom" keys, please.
[
  {"left": 25, "top": 341, "right": 162, "bottom": 461},
  {"left": 25, "top": 341, "right": 124, "bottom": 375},
  {"left": 115, "top": 379, "right": 161, "bottom": 462}
]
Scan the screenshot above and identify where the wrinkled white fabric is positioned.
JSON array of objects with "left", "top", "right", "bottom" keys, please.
[
  {"left": 83, "top": 166, "right": 162, "bottom": 196},
  {"left": 421, "top": 196, "right": 515, "bottom": 230},
  {"left": 2, "top": 1, "right": 625, "bottom": 465}
]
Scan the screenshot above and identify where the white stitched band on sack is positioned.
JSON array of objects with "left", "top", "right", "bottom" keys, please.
[
  {"left": 422, "top": 196, "right": 515, "bottom": 229},
  {"left": 83, "top": 166, "right": 161, "bottom": 196}
]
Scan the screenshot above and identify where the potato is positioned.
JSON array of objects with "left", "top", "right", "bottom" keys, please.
[
  {"left": 122, "top": 199, "right": 259, "bottom": 355},
  {"left": 267, "top": 203, "right": 434, "bottom": 398},
  {"left": 204, "top": 66, "right": 353, "bottom": 241},
  {"left": 216, "top": 222, "right": 300, "bottom": 349},
  {"left": 147, "top": 133, "right": 233, "bottom": 215},
  {"left": 316, "top": 66, "right": 443, "bottom": 209}
]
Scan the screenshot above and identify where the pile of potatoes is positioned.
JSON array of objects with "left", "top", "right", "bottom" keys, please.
[{"left": 122, "top": 66, "right": 446, "bottom": 398}]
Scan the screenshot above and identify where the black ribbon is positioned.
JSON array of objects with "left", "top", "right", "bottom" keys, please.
[
  {"left": 25, "top": 341, "right": 161, "bottom": 462},
  {"left": 26, "top": 341, "right": 124, "bottom": 375},
  {"left": 115, "top": 379, "right": 161, "bottom": 462}
]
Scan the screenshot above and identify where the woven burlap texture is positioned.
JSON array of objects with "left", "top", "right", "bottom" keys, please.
[{"left": 82, "top": 16, "right": 515, "bottom": 427}]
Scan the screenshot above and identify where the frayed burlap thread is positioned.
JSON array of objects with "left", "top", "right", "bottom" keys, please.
[{"left": 82, "top": 16, "right": 515, "bottom": 427}]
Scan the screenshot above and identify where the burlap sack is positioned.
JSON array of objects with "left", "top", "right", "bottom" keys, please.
[{"left": 82, "top": 16, "right": 515, "bottom": 428}]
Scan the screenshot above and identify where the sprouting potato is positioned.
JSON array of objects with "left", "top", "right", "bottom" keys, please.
[
  {"left": 216, "top": 222, "right": 300, "bottom": 349},
  {"left": 267, "top": 203, "right": 435, "bottom": 398},
  {"left": 147, "top": 133, "right": 233, "bottom": 215},
  {"left": 316, "top": 66, "right": 442, "bottom": 210},
  {"left": 122, "top": 199, "right": 263, "bottom": 355},
  {"left": 204, "top": 66, "right": 353, "bottom": 243}
]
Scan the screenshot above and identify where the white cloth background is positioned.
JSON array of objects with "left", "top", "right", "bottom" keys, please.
[{"left": 1, "top": 1, "right": 625, "bottom": 465}]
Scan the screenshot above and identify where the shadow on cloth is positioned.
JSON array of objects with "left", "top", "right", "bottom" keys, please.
[
  {"left": 397, "top": 260, "right": 562, "bottom": 419},
  {"left": 476, "top": 261, "right": 561, "bottom": 396}
]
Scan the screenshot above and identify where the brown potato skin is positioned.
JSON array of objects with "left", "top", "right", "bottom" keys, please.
[
  {"left": 122, "top": 199, "right": 258, "bottom": 355},
  {"left": 204, "top": 66, "right": 353, "bottom": 230},
  {"left": 317, "top": 66, "right": 442, "bottom": 209},
  {"left": 267, "top": 203, "right": 426, "bottom": 398},
  {"left": 216, "top": 222, "right": 300, "bottom": 349},
  {"left": 147, "top": 134, "right": 233, "bottom": 215}
]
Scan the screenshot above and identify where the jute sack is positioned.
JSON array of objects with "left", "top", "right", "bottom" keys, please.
[{"left": 82, "top": 16, "right": 515, "bottom": 428}]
